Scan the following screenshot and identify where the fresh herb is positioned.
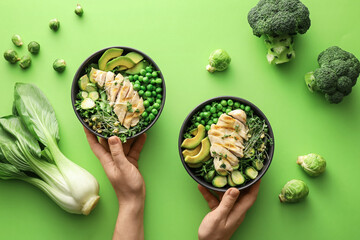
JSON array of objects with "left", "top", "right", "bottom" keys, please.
[
  {"left": 127, "top": 101, "right": 133, "bottom": 112},
  {"left": 220, "top": 163, "right": 226, "bottom": 169}
]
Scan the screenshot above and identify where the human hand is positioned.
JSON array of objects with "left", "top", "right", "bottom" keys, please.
[
  {"left": 198, "top": 180, "right": 261, "bottom": 240},
  {"left": 84, "top": 128, "right": 147, "bottom": 206}
]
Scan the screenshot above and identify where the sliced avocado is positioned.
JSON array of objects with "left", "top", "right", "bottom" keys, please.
[
  {"left": 185, "top": 137, "right": 210, "bottom": 164},
  {"left": 125, "top": 60, "right": 149, "bottom": 75},
  {"left": 118, "top": 66, "right": 128, "bottom": 71},
  {"left": 182, "top": 145, "right": 201, "bottom": 158},
  {"left": 202, "top": 154, "right": 211, "bottom": 163},
  {"left": 181, "top": 124, "right": 206, "bottom": 149},
  {"left": 78, "top": 74, "right": 89, "bottom": 90},
  {"left": 212, "top": 176, "right": 227, "bottom": 188},
  {"left": 190, "top": 128, "right": 198, "bottom": 136},
  {"left": 187, "top": 162, "right": 203, "bottom": 168},
  {"left": 98, "top": 48, "right": 124, "bottom": 71},
  {"left": 89, "top": 68, "right": 97, "bottom": 83},
  {"left": 85, "top": 83, "right": 97, "bottom": 92},
  {"left": 126, "top": 52, "right": 144, "bottom": 64},
  {"left": 105, "top": 56, "right": 135, "bottom": 71}
]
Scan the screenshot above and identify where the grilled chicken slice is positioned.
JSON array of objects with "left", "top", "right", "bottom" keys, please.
[
  {"left": 107, "top": 74, "right": 124, "bottom": 106},
  {"left": 228, "top": 109, "right": 247, "bottom": 125},
  {"left": 208, "top": 128, "right": 244, "bottom": 158},
  {"left": 114, "top": 80, "right": 131, "bottom": 124},
  {"left": 217, "top": 114, "right": 248, "bottom": 140},
  {"left": 210, "top": 143, "right": 239, "bottom": 166},
  {"left": 95, "top": 72, "right": 107, "bottom": 88},
  {"left": 213, "top": 156, "right": 233, "bottom": 173},
  {"left": 210, "top": 125, "right": 244, "bottom": 145},
  {"left": 123, "top": 92, "right": 144, "bottom": 129},
  {"left": 104, "top": 72, "right": 115, "bottom": 93},
  {"left": 130, "top": 98, "right": 145, "bottom": 127}
]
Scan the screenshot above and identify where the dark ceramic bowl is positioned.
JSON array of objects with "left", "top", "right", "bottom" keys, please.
[
  {"left": 71, "top": 46, "right": 166, "bottom": 139},
  {"left": 178, "top": 96, "right": 274, "bottom": 192}
]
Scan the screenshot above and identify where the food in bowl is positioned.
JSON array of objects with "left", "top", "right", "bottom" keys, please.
[
  {"left": 180, "top": 98, "right": 273, "bottom": 188},
  {"left": 74, "top": 48, "right": 164, "bottom": 142}
]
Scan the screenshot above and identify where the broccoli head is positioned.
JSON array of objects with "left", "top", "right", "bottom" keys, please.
[
  {"left": 305, "top": 46, "right": 360, "bottom": 104},
  {"left": 248, "top": 0, "right": 311, "bottom": 64}
]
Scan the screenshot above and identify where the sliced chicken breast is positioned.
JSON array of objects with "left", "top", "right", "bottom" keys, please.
[
  {"left": 123, "top": 93, "right": 141, "bottom": 129},
  {"left": 210, "top": 143, "right": 239, "bottom": 166},
  {"left": 95, "top": 72, "right": 107, "bottom": 88},
  {"left": 208, "top": 129, "right": 244, "bottom": 158},
  {"left": 228, "top": 109, "right": 247, "bottom": 125},
  {"left": 104, "top": 72, "right": 115, "bottom": 92},
  {"left": 210, "top": 124, "right": 244, "bottom": 145},
  {"left": 213, "top": 156, "right": 233, "bottom": 173},
  {"left": 108, "top": 74, "right": 124, "bottom": 106},
  {"left": 130, "top": 98, "right": 145, "bottom": 127},
  {"left": 114, "top": 80, "right": 131, "bottom": 124},
  {"left": 217, "top": 114, "right": 248, "bottom": 140}
]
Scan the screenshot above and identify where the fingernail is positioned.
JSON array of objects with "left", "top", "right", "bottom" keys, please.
[
  {"left": 230, "top": 188, "right": 239, "bottom": 197},
  {"left": 109, "top": 137, "right": 118, "bottom": 145}
]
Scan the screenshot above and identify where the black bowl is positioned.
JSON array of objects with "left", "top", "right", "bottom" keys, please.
[
  {"left": 178, "top": 96, "right": 275, "bottom": 192},
  {"left": 71, "top": 46, "right": 166, "bottom": 140}
]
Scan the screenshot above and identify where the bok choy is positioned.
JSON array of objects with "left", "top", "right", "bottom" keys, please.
[{"left": 0, "top": 83, "right": 99, "bottom": 215}]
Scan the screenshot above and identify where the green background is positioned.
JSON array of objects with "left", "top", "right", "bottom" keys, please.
[{"left": 1, "top": 0, "right": 359, "bottom": 239}]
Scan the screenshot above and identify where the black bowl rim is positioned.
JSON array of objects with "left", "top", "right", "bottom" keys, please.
[
  {"left": 71, "top": 46, "right": 166, "bottom": 140},
  {"left": 178, "top": 96, "right": 275, "bottom": 192}
]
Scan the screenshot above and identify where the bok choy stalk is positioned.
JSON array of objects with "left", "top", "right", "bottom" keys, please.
[{"left": 0, "top": 83, "right": 99, "bottom": 215}]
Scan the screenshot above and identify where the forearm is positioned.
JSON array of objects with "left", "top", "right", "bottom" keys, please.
[{"left": 113, "top": 201, "right": 145, "bottom": 240}]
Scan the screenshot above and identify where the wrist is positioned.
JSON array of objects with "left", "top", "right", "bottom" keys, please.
[{"left": 119, "top": 199, "right": 145, "bottom": 214}]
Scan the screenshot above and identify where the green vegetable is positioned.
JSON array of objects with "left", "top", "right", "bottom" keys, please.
[
  {"left": 204, "top": 170, "right": 215, "bottom": 182},
  {"left": 212, "top": 176, "right": 227, "bottom": 188},
  {"left": 28, "top": 41, "right": 40, "bottom": 54},
  {"left": 53, "top": 59, "right": 66, "bottom": 72},
  {"left": 4, "top": 50, "right": 20, "bottom": 64},
  {"left": 81, "top": 98, "right": 96, "bottom": 109},
  {"left": 0, "top": 83, "right": 100, "bottom": 215},
  {"left": 252, "top": 159, "right": 264, "bottom": 171},
  {"left": 19, "top": 55, "right": 31, "bottom": 69},
  {"left": 49, "top": 18, "right": 60, "bottom": 31},
  {"left": 305, "top": 46, "right": 360, "bottom": 104},
  {"left": 245, "top": 167, "right": 258, "bottom": 179},
  {"left": 11, "top": 34, "right": 23, "bottom": 47},
  {"left": 75, "top": 4, "right": 83, "bottom": 16},
  {"left": 248, "top": 0, "right": 311, "bottom": 64},
  {"left": 279, "top": 179, "right": 309, "bottom": 203},
  {"left": 206, "top": 49, "right": 231, "bottom": 73},
  {"left": 88, "top": 91, "right": 99, "bottom": 101},
  {"left": 231, "top": 170, "right": 245, "bottom": 185},
  {"left": 297, "top": 153, "right": 326, "bottom": 177}
]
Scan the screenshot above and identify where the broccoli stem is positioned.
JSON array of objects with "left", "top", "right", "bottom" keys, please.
[
  {"left": 305, "top": 71, "right": 317, "bottom": 92},
  {"left": 264, "top": 35, "right": 295, "bottom": 64}
]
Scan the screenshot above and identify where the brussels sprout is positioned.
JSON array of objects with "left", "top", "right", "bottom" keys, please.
[
  {"left": 279, "top": 179, "right": 309, "bottom": 203},
  {"left": 297, "top": 153, "right": 326, "bottom": 177},
  {"left": 53, "top": 59, "right": 66, "bottom": 72},
  {"left": 28, "top": 41, "right": 40, "bottom": 54},
  {"left": 204, "top": 170, "right": 215, "bottom": 182},
  {"left": 206, "top": 49, "right": 231, "bottom": 73},
  {"left": 49, "top": 18, "right": 60, "bottom": 31},
  {"left": 19, "top": 55, "right": 32, "bottom": 69},
  {"left": 75, "top": 4, "right": 84, "bottom": 16},
  {"left": 4, "top": 50, "right": 20, "bottom": 63},
  {"left": 11, "top": 34, "right": 23, "bottom": 47}
]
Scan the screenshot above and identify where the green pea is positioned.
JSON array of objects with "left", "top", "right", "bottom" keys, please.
[
  {"left": 151, "top": 79, "right": 156, "bottom": 85},
  {"left": 134, "top": 75, "right": 139, "bottom": 80},
  {"left": 217, "top": 112, "right": 223, "bottom": 117},
  {"left": 140, "top": 86, "right": 146, "bottom": 91},
  {"left": 134, "top": 80, "right": 140, "bottom": 85},
  {"left": 138, "top": 90, "right": 144, "bottom": 96},
  {"left": 207, "top": 120, "right": 213, "bottom": 125},
  {"left": 196, "top": 116, "right": 202, "bottom": 122},
  {"left": 152, "top": 71, "right": 158, "bottom": 77},
  {"left": 128, "top": 75, "right": 134, "bottom": 81},
  {"left": 156, "top": 87, "right": 162, "bottom": 93},
  {"left": 147, "top": 84, "right": 154, "bottom": 91},
  {"left": 148, "top": 97, "right": 154, "bottom": 103},
  {"left": 155, "top": 78, "right": 162, "bottom": 84},
  {"left": 146, "top": 72, "right": 152, "bottom": 78},
  {"left": 142, "top": 112, "right": 148, "bottom": 118},
  {"left": 195, "top": 122, "right": 200, "bottom": 127},
  {"left": 153, "top": 103, "right": 160, "bottom": 109},
  {"left": 234, "top": 102, "right": 240, "bottom": 108},
  {"left": 220, "top": 100, "right": 227, "bottom": 106},
  {"left": 226, "top": 108, "right": 232, "bottom": 114},
  {"left": 133, "top": 83, "right": 140, "bottom": 91},
  {"left": 227, "top": 99, "right": 234, "bottom": 106},
  {"left": 143, "top": 77, "right": 149, "bottom": 84},
  {"left": 205, "top": 105, "right": 211, "bottom": 111},
  {"left": 205, "top": 125, "right": 211, "bottom": 131},
  {"left": 213, "top": 118, "right": 218, "bottom": 123},
  {"left": 200, "top": 120, "right": 205, "bottom": 125},
  {"left": 156, "top": 99, "right": 162, "bottom": 104},
  {"left": 156, "top": 94, "right": 162, "bottom": 99},
  {"left": 245, "top": 106, "right": 251, "bottom": 112},
  {"left": 222, "top": 107, "right": 226, "bottom": 112},
  {"left": 145, "top": 66, "right": 152, "bottom": 72},
  {"left": 216, "top": 104, "right": 222, "bottom": 110},
  {"left": 140, "top": 69, "right": 146, "bottom": 76},
  {"left": 152, "top": 109, "right": 158, "bottom": 115},
  {"left": 240, "top": 104, "right": 245, "bottom": 110},
  {"left": 146, "top": 106, "right": 153, "bottom": 113},
  {"left": 152, "top": 91, "right": 157, "bottom": 96},
  {"left": 149, "top": 113, "right": 155, "bottom": 121},
  {"left": 145, "top": 91, "right": 152, "bottom": 97},
  {"left": 138, "top": 76, "right": 144, "bottom": 82},
  {"left": 200, "top": 112, "right": 205, "bottom": 118},
  {"left": 203, "top": 112, "right": 211, "bottom": 118},
  {"left": 143, "top": 100, "right": 150, "bottom": 107},
  {"left": 212, "top": 113, "right": 217, "bottom": 118},
  {"left": 210, "top": 107, "right": 216, "bottom": 113}
]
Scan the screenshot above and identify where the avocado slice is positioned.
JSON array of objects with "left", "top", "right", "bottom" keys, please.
[
  {"left": 125, "top": 60, "right": 149, "bottom": 75},
  {"left": 98, "top": 48, "right": 124, "bottom": 71},
  {"left": 185, "top": 137, "right": 210, "bottom": 164},
  {"left": 78, "top": 74, "right": 89, "bottom": 91},
  {"left": 190, "top": 128, "right": 198, "bottom": 136},
  {"left": 181, "top": 124, "right": 206, "bottom": 149},
  {"left": 126, "top": 52, "right": 144, "bottom": 64},
  {"left": 182, "top": 145, "right": 201, "bottom": 158},
  {"left": 187, "top": 162, "right": 203, "bottom": 168},
  {"left": 105, "top": 56, "right": 135, "bottom": 71}
]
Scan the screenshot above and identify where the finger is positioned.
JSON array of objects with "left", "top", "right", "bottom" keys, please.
[
  {"left": 198, "top": 184, "right": 219, "bottom": 210},
  {"left": 216, "top": 188, "right": 240, "bottom": 217},
  {"left": 99, "top": 137, "right": 110, "bottom": 152},
  {"left": 128, "top": 134, "right": 147, "bottom": 162},
  {"left": 84, "top": 127, "right": 112, "bottom": 165},
  {"left": 108, "top": 136, "right": 128, "bottom": 167},
  {"left": 233, "top": 180, "right": 261, "bottom": 215},
  {"left": 217, "top": 191, "right": 225, "bottom": 200},
  {"left": 123, "top": 138, "right": 135, "bottom": 155}
]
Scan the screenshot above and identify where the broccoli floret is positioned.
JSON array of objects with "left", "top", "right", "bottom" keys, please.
[
  {"left": 305, "top": 46, "right": 360, "bottom": 104},
  {"left": 247, "top": 0, "right": 311, "bottom": 64}
]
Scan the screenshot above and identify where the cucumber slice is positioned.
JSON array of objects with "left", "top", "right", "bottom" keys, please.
[
  {"left": 89, "top": 91, "right": 99, "bottom": 101},
  {"left": 231, "top": 171, "right": 245, "bottom": 185},
  {"left": 78, "top": 74, "right": 89, "bottom": 90},
  {"left": 245, "top": 167, "right": 258, "bottom": 180},
  {"left": 252, "top": 159, "right": 264, "bottom": 171},
  {"left": 81, "top": 98, "right": 95, "bottom": 110},
  {"left": 216, "top": 168, "right": 228, "bottom": 176},
  {"left": 86, "top": 83, "right": 97, "bottom": 92},
  {"left": 212, "top": 176, "right": 227, "bottom": 188},
  {"left": 232, "top": 164, "right": 240, "bottom": 170},
  {"left": 227, "top": 175, "right": 236, "bottom": 187}
]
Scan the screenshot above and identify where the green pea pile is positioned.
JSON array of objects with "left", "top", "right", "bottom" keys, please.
[
  {"left": 189, "top": 99, "right": 253, "bottom": 132},
  {"left": 127, "top": 66, "right": 163, "bottom": 122}
]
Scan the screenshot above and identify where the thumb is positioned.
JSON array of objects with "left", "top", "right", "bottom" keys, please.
[
  {"left": 216, "top": 188, "right": 240, "bottom": 217},
  {"left": 108, "top": 136, "right": 127, "bottom": 167}
]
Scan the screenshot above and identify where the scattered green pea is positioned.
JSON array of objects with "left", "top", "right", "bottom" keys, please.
[
  {"left": 140, "top": 85, "right": 146, "bottom": 91},
  {"left": 156, "top": 87, "right": 162, "bottom": 93},
  {"left": 240, "top": 104, "right": 245, "bottom": 110},
  {"left": 143, "top": 77, "right": 149, "bottom": 83},
  {"left": 234, "top": 102, "right": 240, "bottom": 108},
  {"left": 213, "top": 118, "right": 218, "bottom": 123},
  {"left": 155, "top": 78, "right": 162, "bottom": 84},
  {"left": 149, "top": 113, "right": 155, "bottom": 121},
  {"left": 207, "top": 120, "right": 213, "bottom": 125},
  {"left": 134, "top": 75, "right": 139, "bottom": 80},
  {"left": 133, "top": 83, "right": 140, "bottom": 91},
  {"left": 216, "top": 104, "right": 222, "bottom": 110},
  {"left": 151, "top": 109, "right": 158, "bottom": 115},
  {"left": 205, "top": 105, "right": 211, "bottom": 111},
  {"left": 205, "top": 125, "right": 211, "bottom": 131},
  {"left": 156, "top": 99, "right": 161, "bottom": 104},
  {"left": 227, "top": 99, "right": 234, "bottom": 106},
  {"left": 212, "top": 113, "right": 217, "bottom": 118},
  {"left": 221, "top": 100, "right": 227, "bottom": 106},
  {"left": 147, "top": 84, "right": 154, "bottom": 91},
  {"left": 145, "top": 66, "right": 152, "bottom": 72},
  {"left": 152, "top": 91, "right": 157, "bottom": 96},
  {"left": 142, "top": 112, "right": 148, "bottom": 118},
  {"left": 156, "top": 94, "right": 162, "bottom": 99},
  {"left": 210, "top": 107, "right": 216, "bottom": 113},
  {"left": 196, "top": 116, "right": 202, "bottom": 122},
  {"left": 195, "top": 122, "right": 200, "bottom": 126},
  {"left": 143, "top": 100, "right": 150, "bottom": 107},
  {"left": 144, "top": 91, "right": 152, "bottom": 97},
  {"left": 153, "top": 103, "right": 160, "bottom": 109},
  {"left": 152, "top": 71, "right": 158, "bottom": 77},
  {"left": 138, "top": 76, "right": 143, "bottom": 82},
  {"left": 138, "top": 90, "right": 144, "bottom": 96},
  {"left": 148, "top": 97, "right": 154, "bottom": 103},
  {"left": 128, "top": 75, "right": 134, "bottom": 81},
  {"left": 140, "top": 69, "right": 146, "bottom": 76},
  {"left": 245, "top": 106, "right": 251, "bottom": 112},
  {"left": 203, "top": 112, "right": 211, "bottom": 118}
]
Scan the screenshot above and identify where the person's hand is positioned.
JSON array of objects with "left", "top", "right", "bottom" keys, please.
[
  {"left": 84, "top": 127, "right": 147, "bottom": 205},
  {"left": 198, "top": 180, "right": 261, "bottom": 240}
]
